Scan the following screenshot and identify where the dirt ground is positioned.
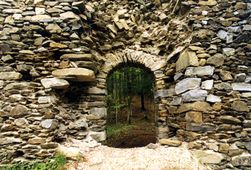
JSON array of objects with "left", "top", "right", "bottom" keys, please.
[{"left": 65, "top": 144, "right": 208, "bottom": 170}]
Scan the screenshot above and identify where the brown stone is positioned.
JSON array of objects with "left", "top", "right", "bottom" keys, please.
[
  {"left": 159, "top": 139, "right": 182, "bottom": 147},
  {"left": 185, "top": 111, "right": 203, "bottom": 123},
  {"left": 220, "top": 70, "right": 233, "bottom": 81},
  {"left": 176, "top": 50, "right": 199, "bottom": 71},
  {"left": 52, "top": 68, "right": 95, "bottom": 82},
  {"left": 231, "top": 101, "right": 249, "bottom": 112},
  {"left": 60, "top": 54, "right": 93, "bottom": 61},
  {"left": 49, "top": 42, "right": 67, "bottom": 48},
  {"left": 177, "top": 102, "right": 211, "bottom": 113},
  {"left": 28, "top": 137, "right": 46, "bottom": 145},
  {"left": 219, "top": 143, "right": 229, "bottom": 154},
  {"left": 9, "top": 105, "right": 29, "bottom": 118}
]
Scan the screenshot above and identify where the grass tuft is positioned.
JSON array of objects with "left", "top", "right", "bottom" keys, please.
[
  {"left": 106, "top": 123, "right": 134, "bottom": 138},
  {"left": 1, "top": 154, "right": 67, "bottom": 170}
]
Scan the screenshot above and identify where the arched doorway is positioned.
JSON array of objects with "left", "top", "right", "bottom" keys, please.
[
  {"left": 105, "top": 63, "right": 157, "bottom": 148},
  {"left": 90, "top": 49, "right": 168, "bottom": 145}
]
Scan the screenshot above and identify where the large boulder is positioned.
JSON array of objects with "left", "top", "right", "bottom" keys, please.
[{"left": 52, "top": 68, "right": 95, "bottom": 82}]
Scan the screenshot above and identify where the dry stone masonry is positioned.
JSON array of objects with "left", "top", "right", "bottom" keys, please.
[{"left": 0, "top": 0, "right": 250, "bottom": 169}]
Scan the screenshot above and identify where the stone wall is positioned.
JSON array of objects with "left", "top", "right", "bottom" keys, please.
[{"left": 0, "top": 0, "right": 250, "bottom": 169}]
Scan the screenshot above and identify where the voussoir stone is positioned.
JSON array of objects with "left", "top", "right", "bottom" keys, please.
[
  {"left": 175, "top": 78, "right": 201, "bottom": 94},
  {"left": 0, "top": 71, "right": 22, "bottom": 80},
  {"left": 41, "top": 77, "right": 69, "bottom": 89},
  {"left": 52, "top": 68, "right": 95, "bottom": 82}
]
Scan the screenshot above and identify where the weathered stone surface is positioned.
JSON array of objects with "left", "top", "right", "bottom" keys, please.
[
  {"left": 235, "top": 73, "right": 246, "bottom": 82},
  {"left": 185, "top": 66, "right": 215, "bottom": 76},
  {"left": 87, "top": 87, "right": 106, "bottom": 94},
  {"left": 231, "top": 101, "right": 249, "bottom": 112},
  {"left": 0, "top": 137, "right": 22, "bottom": 145},
  {"left": 89, "top": 131, "right": 106, "bottom": 141},
  {"left": 186, "top": 123, "right": 216, "bottom": 132},
  {"left": 232, "top": 154, "right": 251, "bottom": 167},
  {"left": 155, "top": 89, "right": 174, "bottom": 98},
  {"left": 14, "top": 118, "right": 28, "bottom": 127},
  {"left": 175, "top": 78, "right": 201, "bottom": 95},
  {"left": 90, "top": 108, "right": 107, "bottom": 118},
  {"left": 0, "top": 72, "right": 22, "bottom": 80},
  {"left": 243, "top": 120, "right": 251, "bottom": 128},
  {"left": 31, "top": 15, "right": 52, "bottom": 22},
  {"left": 201, "top": 80, "right": 214, "bottom": 90},
  {"left": 41, "top": 119, "right": 58, "bottom": 130},
  {"left": 220, "top": 116, "right": 241, "bottom": 125},
  {"left": 9, "top": 105, "right": 29, "bottom": 118},
  {"left": 60, "top": 12, "right": 80, "bottom": 20},
  {"left": 182, "top": 90, "right": 208, "bottom": 102},
  {"left": 69, "top": 118, "right": 88, "bottom": 130},
  {"left": 28, "top": 137, "right": 46, "bottom": 145},
  {"left": 52, "top": 68, "right": 95, "bottom": 82},
  {"left": 192, "top": 150, "right": 225, "bottom": 164},
  {"left": 176, "top": 50, "right": 199, "bottom": 71},
  {"left": 50, "top": 42, "right": 67, "bottom": 48},
  {"left": 219, "top": 70, "right": 233, "bottom": 81},
  {"left": 214, "top": 82, "right": 232, "bottom": 90},
  {"left": 232, "top": 83, "right": 251, "bottom": 92},
  {"left": 177, "top": 102, "right": 211, "bottom": 113},
  {"left": 223, "top": 48, "right": 235, "bottom": 56},
  {"left": 41, "top": 78, "right": 69, "bottom": 89},
  {"left": 199, "top": 0, "right": 217, "bottom": 6},
  {"left": 159, "top": 139, "right": 182, "bottom": 147},
  {"left": 61, "top": 54, "right": 93, "bottom": 61},
  {"left": 4, "top": 82, "right": 30, "bottom": 90},
  {"left": 206, "top": 94, "right": 221, "bottom": 103},
  {"left": 38, "top": 96, "right": 52, "bottom": 104},
  {"left": 207, "top": 54, "right": 225, "bottom": 67},
  {"left": 185, "top": 111, "right": 203, "bottom": 123}
]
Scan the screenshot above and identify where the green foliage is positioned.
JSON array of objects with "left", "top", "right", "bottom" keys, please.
[
  {"left": 106, "top": 123, "right": 134, "bottom": 138},
  {"left": 1, "top": 155, "right": 67, "bottom": 170},
  {"left": 106, "top": 66, "right": 154, "bottom": 124}
]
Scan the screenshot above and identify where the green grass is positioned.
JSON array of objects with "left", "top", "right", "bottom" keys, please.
[
  {"left": 1, "top": 154, "right": 67, "bottom": 170},
  {"left": 106, "top": 123, "right": 134, "bottom": 138}
]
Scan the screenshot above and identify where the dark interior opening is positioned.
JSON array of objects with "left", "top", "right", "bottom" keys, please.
[{"left": 104, "top": 63, "right": 157, "bottom": 148}]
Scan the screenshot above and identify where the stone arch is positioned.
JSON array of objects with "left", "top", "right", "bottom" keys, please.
[{"left": 89, "top": 48, "right": 169, "bottom": 141}]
